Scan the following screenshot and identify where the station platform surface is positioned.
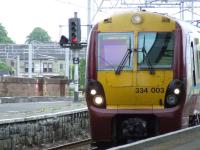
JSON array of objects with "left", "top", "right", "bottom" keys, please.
[
  {"left": 110, "top": 124, "right": 200, "bottom": 150},
  {"left": 0, "top": 96, "right": 87, "bottom": 120}
]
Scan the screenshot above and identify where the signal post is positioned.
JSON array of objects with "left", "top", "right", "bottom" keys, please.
[{"left": 59, "top": 12, "right": 86, "bottom": 102}]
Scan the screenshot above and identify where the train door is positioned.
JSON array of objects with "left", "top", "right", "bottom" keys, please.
[
  {"left": 192, "top": 38, "right": 200, "bottom": 85},
  {"left": 186, "top": 34, "right": 200, "bottom": 126},
  {"left": 185, "top": 34, "right": 193, "bottom": 95},
  {"left": 191, "top": 37, "right": 200, "bottom": 114},
  {"left": 189, "top": 35, "right": 199, "bottom": 91}
]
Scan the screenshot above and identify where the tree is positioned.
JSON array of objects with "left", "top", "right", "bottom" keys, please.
[
  {"left": 0, "top": 23, "right": 14, "bottom": 44},
  {"left": 0, "top": 60, "right": 13, "bottom": 73},
  {"left": 26, "top": 27, "right": 51, "bottom": 44}
]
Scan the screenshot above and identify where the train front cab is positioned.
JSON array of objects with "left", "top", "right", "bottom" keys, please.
[{"left": 86, "top": 12, "right": 186, "bottom": 147}]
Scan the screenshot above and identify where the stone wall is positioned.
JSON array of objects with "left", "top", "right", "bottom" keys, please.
[
  {"left": 0, "top": 109, "right": 89, "bottom": 150},
  {"left": 0, "top": 77, "right": 69, "bottom": 97}
]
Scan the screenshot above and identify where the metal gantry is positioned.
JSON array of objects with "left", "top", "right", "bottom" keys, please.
[{"left": 89, "top": 0, "right": 200, "bottom": 24}]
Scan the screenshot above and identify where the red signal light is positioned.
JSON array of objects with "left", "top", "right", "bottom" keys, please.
[{"left": 71, "top": 37, "right": 78, "bottom": 43}]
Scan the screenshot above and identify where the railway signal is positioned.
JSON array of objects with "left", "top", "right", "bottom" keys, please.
[
  {"left": 59, "top": 12, "right": 87, "bottom": 102},
  {"left": 69, "top": 17, "right": 81, "bottom": 44},
  {"left": 59, "top": 12, "right": 86, "bottom": 50},
  {"left": 59, "top": 35, "right": 68, "bottom": 47}
]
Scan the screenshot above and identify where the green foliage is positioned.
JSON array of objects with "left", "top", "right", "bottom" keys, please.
[
  {"left": 26, "top": 27, "right": 51, "bottom": 44},
  {"left": 0, "top": 23, "right": 14, "bottom": 44},
  {"left": 69, "top": 59, "right": 85, "bottom": 90},
  {"left": 70, "top": 64, "right": 74, "bottom": 81},
  {"left": 79, "top": 59, "right": 86, "bottom": 90},
  {"left": 0, "top": 60, "right": 13, "bottom": 72}
]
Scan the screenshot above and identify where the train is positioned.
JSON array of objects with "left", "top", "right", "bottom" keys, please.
[{"left": 85, "top": 11, "right": 200, "bottom": 148}]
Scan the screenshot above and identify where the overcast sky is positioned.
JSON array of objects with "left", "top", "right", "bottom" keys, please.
[
  {"left": 0, "top": 0, "right": 90, "bottom": 44},
  {"left": 0, "top": 0, "right": 199, "bottom": 44}
]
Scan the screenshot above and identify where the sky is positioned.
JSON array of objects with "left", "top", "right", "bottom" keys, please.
[
  {"left": 0, "top": 0, "right": 200, "bottom": 44},
  {"left": 0, "top": 0, "right": 89, "bottom": 44}
]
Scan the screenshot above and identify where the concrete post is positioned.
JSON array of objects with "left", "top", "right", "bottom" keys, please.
[
  {"left": 87, "top": 0, "right": 91, "bottom": 38},
  {"left": 16, "top": 55, "right": 20, "bottom": 77},
  {"left": 74, "top": 51, "right": 79, "bottom": 102},
  {"left": 65, "top": 48, "right": 69, "bottom": 79},
  {"left": 28, "top": 44, "right": 32, "bottom": 78}
]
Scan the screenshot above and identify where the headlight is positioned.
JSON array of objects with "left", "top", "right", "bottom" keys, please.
[
  {"left": 174, "top": 88, "right": 180, "bottom": 95},
  {"left": 93, "top": 96, "right": 104, "bottom": 106},
  {"left": 166, "top": 95, "right": 178, "bottom": 106},
  {"left": 132, "top": 13, "right": 143, "bottom": 24},
  {"left": 90, "top": 89, "right": 97, "bottom": 95}
]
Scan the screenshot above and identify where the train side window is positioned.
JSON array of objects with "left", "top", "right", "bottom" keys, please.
[{"left": 97, "top": 33, "right": 133, "bottom": 70}]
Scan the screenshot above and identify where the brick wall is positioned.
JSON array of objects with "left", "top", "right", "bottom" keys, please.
[{"left": 0, "top": 77, "right": 69, "bottom": 97}]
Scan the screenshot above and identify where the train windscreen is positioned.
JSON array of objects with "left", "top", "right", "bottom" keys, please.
[
  {"left": 137, "top": 32, "right": 174, "bottom": 69},
  {"left": 97, "top": 32, "right": 134, "bottom": 70}
]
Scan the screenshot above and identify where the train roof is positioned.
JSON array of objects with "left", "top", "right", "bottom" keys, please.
[
  {"left": 97, "top": 11, "right": 200, "bottom": 33},
  {"left": 176, "top": 19, "right": 200, "bottom": 34}
]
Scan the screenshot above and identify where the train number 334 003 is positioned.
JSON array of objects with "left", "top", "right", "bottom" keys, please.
[{"left": 135, "top": 87, "right": 165, "bottom": 93}]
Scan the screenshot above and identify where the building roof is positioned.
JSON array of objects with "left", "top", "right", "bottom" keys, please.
[{"left": 0, "top": 43, "right": 86, "bottom": 60}]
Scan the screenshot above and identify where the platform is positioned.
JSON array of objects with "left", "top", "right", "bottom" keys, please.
[
  {"left": 0, "top": 96, "right": 87, "bottom": 120},
  {"left": 110, "top": 125, "right": 200, "bottom": 150}
]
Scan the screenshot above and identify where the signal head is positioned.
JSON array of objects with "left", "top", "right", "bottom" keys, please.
[
  {"left": 59, "top": 35, "right": 68, "bottom": 47},
  {"left": 68, "top": 18, "right": 81, "bottom": 44}
]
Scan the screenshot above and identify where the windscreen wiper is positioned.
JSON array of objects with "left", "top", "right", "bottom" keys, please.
[
  {"left": 115, "top": 48, "right": 132, "bottom": 75},
  {"left": 141, "top": 35, "right": 155, "bottom": 75}
]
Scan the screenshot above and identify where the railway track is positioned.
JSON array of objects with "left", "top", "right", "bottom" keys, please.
[{"left": 47, "top": 138, "right": 92, "bottom": 150}]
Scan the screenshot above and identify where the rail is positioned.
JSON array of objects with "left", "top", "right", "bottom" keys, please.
[{"left": 47, "top": 138, "right": 92, "bottom": 150}]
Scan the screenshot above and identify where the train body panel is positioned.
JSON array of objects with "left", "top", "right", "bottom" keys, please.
[
  {"left": 179, "top": 21, "right": 200, "bottom": 127},
  {"left": 98, "top": 70, "right": 173, "bottom": 108},
  {"left": 89, "top": 105, "right": 182, "bottom": 142},
  {"left": 86, "top": 11, "right": 200, "bottom": 147}
]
